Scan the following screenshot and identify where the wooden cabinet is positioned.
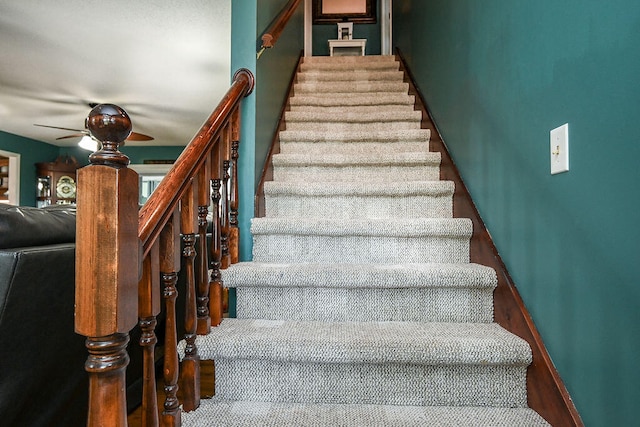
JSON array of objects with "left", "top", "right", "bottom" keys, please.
[
  {"left": 0, "top": 157, "right": 9, "bottom": 204},
  {"left": 35, "top": 156, "right": 79, "bottom": 207}
]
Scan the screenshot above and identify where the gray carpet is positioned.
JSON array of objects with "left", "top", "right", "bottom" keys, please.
[{"left": 181, "top": 55, "right": 551, "bottom": 426}]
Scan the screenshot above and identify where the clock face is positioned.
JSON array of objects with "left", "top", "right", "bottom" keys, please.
[{"left": 56, "top": 175, "right": 76, "bottom": 199}]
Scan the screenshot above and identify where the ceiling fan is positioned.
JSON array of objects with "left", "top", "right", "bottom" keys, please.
[
  {"left": 33, "top": 123, "right": 154, "bottom": 142},
  {"left": 34, "top": 102, "right": 154, "bottom": 150}
]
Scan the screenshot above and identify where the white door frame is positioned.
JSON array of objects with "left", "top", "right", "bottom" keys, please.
[
  {"left": 304, "top": 0, "right": 313, "bottom": 56},
  {"left": 381, "top": 0, "right": 392, "bottom": 55},
  {"left": 0, "top": 149, "right": 20, "bottom": 206}
]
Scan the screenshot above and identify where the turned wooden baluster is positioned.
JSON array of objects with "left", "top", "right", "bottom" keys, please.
[
  {"left": 220, "top": 124, "right": 232, "bottom": 270},
  {"left": 180, "top": 179, "right": 201, "bottom": 412},
  {"left": 208, "top": 138, "right": 224, "bottom": 326},
  {"left": 229, "top": 106, "right": 241, "bottom": 265},
  {"left": 196, "top": 160, "right": 212, "bottom": 334},
  {"left": 75, "top": 104, "right": 140, "bottom": 427},
  {"left": 159, "top": 211, "right": 181, "bottom": 427},
  {"left": 138, "top": 242, "right": 161, "bottom": 427}
]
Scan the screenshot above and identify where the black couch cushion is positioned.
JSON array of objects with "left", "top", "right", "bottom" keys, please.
[{"left": 0, "top": 204, "right": 76, "bottom": 249}]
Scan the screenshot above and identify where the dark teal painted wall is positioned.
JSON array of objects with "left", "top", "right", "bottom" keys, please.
[
  {"left": 231, "top": 0, "right": 304, "bottom": 315},
  {"left": 256, "top": 0, "right": 304, "bottom": 186},
  {"left": 394, "top": 1, "right": 640, "bottom": 425},
  {"left": 312, "top": 0, "right": 381, "bottom": 56},
  {"left": 1, "top": 131, "right": 61, "bottom": 206},
  {"left": 232, "top": 0, "right": 304, "bottom": 264}
]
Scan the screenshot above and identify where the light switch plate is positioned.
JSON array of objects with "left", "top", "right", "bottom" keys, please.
[{"left": 550, "top": 123, "right": 569, "bottom": 174}]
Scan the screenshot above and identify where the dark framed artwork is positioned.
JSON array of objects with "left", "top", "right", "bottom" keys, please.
[{"left": 312, "top": 0, "right": 377, "bottom": 24}]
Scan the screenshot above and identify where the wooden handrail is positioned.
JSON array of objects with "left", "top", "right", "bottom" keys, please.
[
  {"left": 258, "top": 0, "right": 302, "bottom": 58},
  {"left": 139, "top": 69, "right": 254, "bottom": 257},
  {"left": 75, "top": 68, "right": 254, "bottom": 427}
]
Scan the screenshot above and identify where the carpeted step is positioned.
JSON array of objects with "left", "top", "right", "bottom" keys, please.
[
  {"left": 302, "top": 55, "right": 397, "bottom": 64},
  {"left": 289, "top": 92, "right": 415, "bottom": 106},
  {"left": 271, "top": 152, "right": 441, "bottom": 182},
  {"left": 284, "top": 107, "right": 422, "bottom": 124},
  {"left": 226, "top": 262, "right": 496, "bottom": 323},
  {"left": 193, "top": 319, "right": 532, "bottom": 408},
  {"left": 280, "top": 141, "right": 429, "bottom": 156},
  {"left": 251, "top": 217, "right": 471, "bottom": 264},
  {"left": 183, "top": 401, "right": 551, "bottom": 427},
  {"left": 294, "top": 80, "right": 409, "bottom": 94},
  {"left": 296, "top": 70, "right": 405, "bottom": 82},
  {"left": 264, "top": 180, "right": 453, "bottom": 219},
  {"left": 300, "top": 57, "right": 399, "bottom": 73},
  {"left": 278, "top": 128, "right": 430, "bottom": 143}
]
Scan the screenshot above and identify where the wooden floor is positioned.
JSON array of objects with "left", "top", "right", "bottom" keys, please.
[{"left": 128, "top": 360, "right": 215, "bottom": 426}]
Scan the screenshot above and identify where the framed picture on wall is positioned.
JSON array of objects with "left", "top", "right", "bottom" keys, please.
[{"left": 312, "top": 0, "right": 376, "bottom": 24}]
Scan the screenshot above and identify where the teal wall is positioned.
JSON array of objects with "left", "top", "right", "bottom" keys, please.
[
  {"left": 231, "top": 0, "right": 304, "bottom": 315},
  {"left": 394, "top": 1, "right": 640, "bottom": 425},
  {"left": 312, "top": 1, "right": 381, "bottom": 56},
  {"left": 0, "top": 130, "right": 183, "bottom": 207},
  {"left": 232, "top": 0, "right": 304, "bottom": 264},
  {"left": 0, "top": 131, "right": 59, "bottom": 206}
]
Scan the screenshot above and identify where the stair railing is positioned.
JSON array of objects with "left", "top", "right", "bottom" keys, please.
[
  {"left": 257, "top": 0, "right": 302, "bottom": 58},
  {"left": 75, "top": 69, "right": 254, "bottom": 427}
]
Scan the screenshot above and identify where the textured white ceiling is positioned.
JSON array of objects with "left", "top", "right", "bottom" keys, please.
[{"left": 0, "top": 0, "right": 231, "bottom": 147}]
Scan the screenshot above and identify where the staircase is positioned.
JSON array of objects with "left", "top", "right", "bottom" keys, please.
[{"left": 182, "top": 55, "right": 551, "bottom": 426}]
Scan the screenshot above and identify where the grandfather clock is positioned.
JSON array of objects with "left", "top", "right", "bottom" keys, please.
[{"left": 35, "top": 155, "right": 80, "bottom": 207}]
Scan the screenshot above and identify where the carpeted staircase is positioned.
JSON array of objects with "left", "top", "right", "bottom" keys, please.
[{"left": 182, "top": 55, "right": 551, "bottom": 426}]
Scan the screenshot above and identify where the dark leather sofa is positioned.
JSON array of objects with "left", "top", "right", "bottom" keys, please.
[{"left": 0, "top": 204, "right": 150, "bottom": 426}]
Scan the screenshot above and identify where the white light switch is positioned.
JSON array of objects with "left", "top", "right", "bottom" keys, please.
[{"left": 550, "top": 123, "right": 569, "bottom": 175}]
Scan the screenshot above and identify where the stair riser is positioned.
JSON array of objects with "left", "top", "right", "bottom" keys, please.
[
  {"left": 235, "top": 287, "right": 494, "bottom": 323},
  {"left": 252, "top": 234, "right": 470, "bottom": 264},
  {"left": 294, "top": 82, "right": 409, "bottom": 94},
  {"left": 265, "top": 194, "right": 452, "bottom": 219},
  {"left": 289, "top": 94, "right": 415, "bottom": 106},
  {"left": 279, "top": 142, "right": 429, "bottom": 156},
  {"left": 272, "top": 165, "right": 440, "bottom": 183},
  {"left": 214, "top": 360, "right": 528, "bottom": 407},
  {"left": 299, "top": 63, "right": 400, "bottom": 73},
  {"left": 296, "top": 71, "right": 405, "bottom": 82},
  {"left": 284, "top": 122, "right": 421, "bottom": 132},
  {"left": 286, "top": 106, "right": 419, "bottom": 119}
]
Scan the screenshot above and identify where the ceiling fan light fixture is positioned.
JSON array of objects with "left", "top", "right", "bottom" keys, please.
[{"left": 78, "top": 135, "right": 99, "bottom": 152}]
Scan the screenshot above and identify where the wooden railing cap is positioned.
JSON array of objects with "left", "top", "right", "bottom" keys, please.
[{"left": 87, "top": 103, "right": 132, "bottom": 166}]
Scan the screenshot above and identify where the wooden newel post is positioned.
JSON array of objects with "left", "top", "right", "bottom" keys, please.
[{"left": 75, "top": 104, "right": 141, "bottom": 427}]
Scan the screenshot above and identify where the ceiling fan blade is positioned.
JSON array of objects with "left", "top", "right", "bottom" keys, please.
[
  {"left": 34, "top": 123, "right": 85, "bottom": 133},
  {"left": 55, "top": 133, "right": 88, "bottom": 140},
  {"left": 126, "top": 131, "right": 154, "bottom": 141}
]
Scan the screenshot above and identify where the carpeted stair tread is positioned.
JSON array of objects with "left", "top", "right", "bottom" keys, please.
[
  {"left": 278, "top": 128, "right": 430, "bottom": 143},
  {"left": 263, "top": 180, "right": 453, "bottom": 219},
  {"left": 193, "top": 320, "right": 530, "bottom": 406},
  {"left": 284, "top": 108, "right": 422, "bottom": 123},
  {"left": 251, "top": 218, "right": 471, "bottom": 264},
  {"left": 229, "top": 263, "right": 496, "bottom": 323},
  {"left": 251, "top": 217, "right": 471, "bottom": 238},
  {"left": 285, "top": 120, "right": 420, "bottom": 132},
  {"left": 196, "top": 319, "right": 531, "bottom": 366},
  {"left": 272, "top": 151, "right": 440, "bottom": 167},
  {"left": 294, "top": 81, "right": 409, "bottom": 94},
  {"left": 289, "top": 92, "right": 415, "bottom": 106},
  {"left": 302, "top": 55, "right": 397, "bottom": 64},
  {"left": 297, "top": 70, "right": 405, "bottom": 82},
  {"left": 183, "top": 401, "right": 551, "bottom": 427},
  {"left": 223, "top": 262, "right": 496, "bottom": 289},
  {"left": 264, "top": 180, "right": 453, "bottom": 197},
  {"left": 279, "top": 141, "right": 429, "bottom": 156}
]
